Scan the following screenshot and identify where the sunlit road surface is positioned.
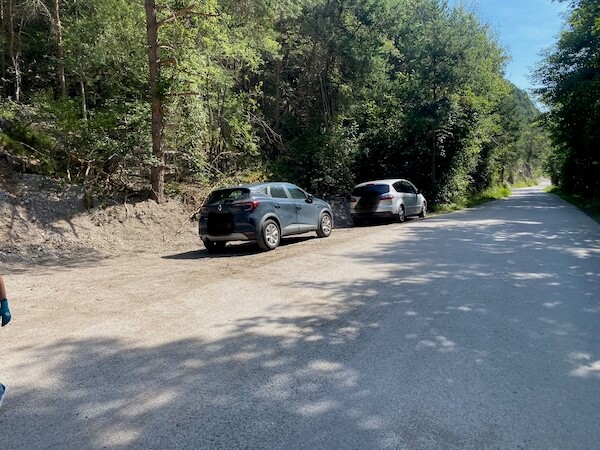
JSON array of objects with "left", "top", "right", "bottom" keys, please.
[{"left": 2, "top": 184, "right": 599, "bottom": 449}]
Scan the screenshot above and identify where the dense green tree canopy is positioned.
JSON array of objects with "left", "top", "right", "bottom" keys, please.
[
  {"left": 536, "top": 0, "right": 600, "bottom": 198},
  {"left": 0, "top": 0, "right": 552, "bottom": 205}
]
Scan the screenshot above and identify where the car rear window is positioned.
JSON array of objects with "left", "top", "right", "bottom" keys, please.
[
  {"left": 206, "top": 188, "right": 250, "bottom": 204},
  {"left": 352, "top": 184, "right": 390, "bottom": 196}
]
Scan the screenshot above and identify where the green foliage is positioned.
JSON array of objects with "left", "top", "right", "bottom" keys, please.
[
  {"left": 0, "top": 100, "right": 57, "bottom": 174},
  {"left": 546, "top": 186, "right": 600, "bottom": 224},
  {"left": 475, "top": 83, "right": 551, "bottom": 191},
  {"left": 511, "top": 179, "right": 539, "bottom": 188},
  {"left": 432, "top": 183, "right": 511, "bottom": 212},
  {"left": 61, "top": 0, "right": 148, "bottom": 103},
  {"left": 467, "top": 184, "right": 511, "bottom": 207},
  {"left": 536, "top": 0, "right": 600, "bottom": 198},
  {"left": 347, "top": 0, "right": 514, "bottom": 204},
  {"left": 26, "top": 92, "right": 149, "bottom": 187},
  {"left": 154, "top": 0, "right": 274, "bottom": 184},
  {"left": 1, "top": 0, "right": 555, "bottom": 206}
]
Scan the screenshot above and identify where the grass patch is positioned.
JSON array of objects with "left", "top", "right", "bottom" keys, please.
[
  {"left": 430, "top": 203, "right": 461, "bottom": 214},
  {"left": 466, "top": 185, "right": 511, "bottom": 207},
  {"left": 545, "top": 186, "right": 600, "bottom": 224},
  {"left": 431, "top": 184, "right": 511, "bottom": 213},
  {"left": 511, "top": 178, "right": 538, "bottom": 188}
]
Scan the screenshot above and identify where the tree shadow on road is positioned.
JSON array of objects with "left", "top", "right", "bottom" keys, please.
[
  {"left": 2, "top": 188, "right": 599, "bottom": 449},
  {"left": 162, "top": 236, "right": 318, "bottom": 259}
]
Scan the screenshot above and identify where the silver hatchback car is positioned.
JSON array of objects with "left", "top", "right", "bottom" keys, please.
[{"left": 349, "top": 179, "right": 426, "bottom": 225}]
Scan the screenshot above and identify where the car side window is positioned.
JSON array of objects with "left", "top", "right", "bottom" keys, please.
[
  {"left": 392, "top": 182, "right": 403, "bottom": 192},
  {"left": 258, "top": 187, "right": 269, "bottom": 196},
  {"left": 397, "top": 181, "right": 415, "bottom": 194},
  {"left": 404, "top": 182, "right": 417, "bottom": 194},
  {"left": 287, "top": 186, "right": 307, "bottom": 200},
  {"left": 270, "top": 185, "right": 289, "bottom": 199}
]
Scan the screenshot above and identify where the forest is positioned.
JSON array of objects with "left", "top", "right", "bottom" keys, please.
[{"left": 0, "top": 0, "right": 596, "bottom": 207}]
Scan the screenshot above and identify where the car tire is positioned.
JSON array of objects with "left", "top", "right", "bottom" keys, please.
[
  {"left": 203, "top": 239, "right": 226, "bottom": 253},
  {"left": 258, "top": 219, "right": 280, "bottom": 251},
  {"left": 397, "top": 205, "right": 406, "bottom": 223},
  {"left": 316, "top": 212, "right": 332, "bottom": 238},
  {"left": 419, "top": 201, "right": 427, "bottom": 218}
]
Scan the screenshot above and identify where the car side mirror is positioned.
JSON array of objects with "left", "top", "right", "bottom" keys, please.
[{"left": 306, "top": 194, "right": 314, "bottom": 203}]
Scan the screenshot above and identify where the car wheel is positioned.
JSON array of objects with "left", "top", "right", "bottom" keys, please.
[
  {"left": 316, "top": 212, "right": 332, "bottom": 238},
  {"left": 419, "top": 201, "right": 427, "bottom": 218},
  {"left": 258, "top": 219, "right": 280, "bottom": 251},
  {"left": 397, "top": 205, "right": 406, "bottom": 223},
  {"left": 203, "top": 239, "right": 226, "bottom": 253}
]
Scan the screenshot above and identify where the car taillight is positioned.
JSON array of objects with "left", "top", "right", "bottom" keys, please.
[
  {"left": 240, "top": 200, "right": 260, "bottom": 211},
  {"left": 380, "top": 194, "right": 394, "bottom": 200},
  {"left": 349, "top": 197, "right": 357, "bottom": 203}
]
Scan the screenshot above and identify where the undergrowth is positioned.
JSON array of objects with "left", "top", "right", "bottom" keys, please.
[
  {"left": 432, "top": 184, "right": 511, "bottom": 213},
  {"left": 546, "top": 186, "right": 600, "bottom": 224}
]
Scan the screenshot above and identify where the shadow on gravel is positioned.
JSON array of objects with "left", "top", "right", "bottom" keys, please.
[
  {"left": 1, "top": 248, "right": 109, "bottom": 274},
  {"left": 351, "top": 216, "right": 421, "bottom": 227},
  {"left": 3, "top": 297, "right": 418, "bottom": 448},
  {"left": 162, "top": 236, "right": 317, "bottom": 259},
  {"left": 3, "top": 188, "right": 599, "bottom": 449}
]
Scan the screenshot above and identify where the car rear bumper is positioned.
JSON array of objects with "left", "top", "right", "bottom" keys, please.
[
  {"left": 351, "top": 211, "right": 396, "bottom": 219},
  {"left": 199, "top": 212, "right": 258, "bottom": 242},
  {"left": 200, "top": 232, "right": 255, "bottom": 242}
]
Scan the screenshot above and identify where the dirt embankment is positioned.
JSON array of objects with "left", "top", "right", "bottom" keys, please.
[{"left": 0, "top": 171, "right": 201, "bottom": 267}]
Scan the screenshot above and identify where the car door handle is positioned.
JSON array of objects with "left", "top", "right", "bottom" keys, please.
[
  {"left": 296, "top": 205, "right": 302, "bottom": 210},
  {"left": 274, "top": 204, "right": 281, "bottom": 209}
]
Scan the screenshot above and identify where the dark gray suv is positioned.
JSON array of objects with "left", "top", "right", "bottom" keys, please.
[{"left": 199, "top": 182, "right": 333, "bottom": 252}]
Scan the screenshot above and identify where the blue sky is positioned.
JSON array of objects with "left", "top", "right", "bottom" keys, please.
[{"left": 447, "top": 0, "right": 569, "bottom": 95}]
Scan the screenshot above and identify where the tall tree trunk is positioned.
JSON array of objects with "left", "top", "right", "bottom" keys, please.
[
  {"left": 52, "top": 0, "right": 66, "bottom": 97},
  {"left": 431, "top": 128, "right": 437, "bottom": 185},
  {"left": 274, "top": 58, "right": 281, "bottom": 130},
  {"left": 7, "top": 0, "right": 20, "bottom": 101},
  {"left": 145, "top": 0, "right": 164, "bottom": 203},
  {"left": 79, "top": 78, "right": 87, "bottom": 120},
  {"left": 1, "top": 1, "right": 6, "bottom": 97},
  {"left": 430, "top": 80, "right": 438, "bottom": 188}
]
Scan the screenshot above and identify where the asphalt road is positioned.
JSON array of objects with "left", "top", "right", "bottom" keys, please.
[{"left": 2, "top": 184, "right": 599, "bottom": 449}]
